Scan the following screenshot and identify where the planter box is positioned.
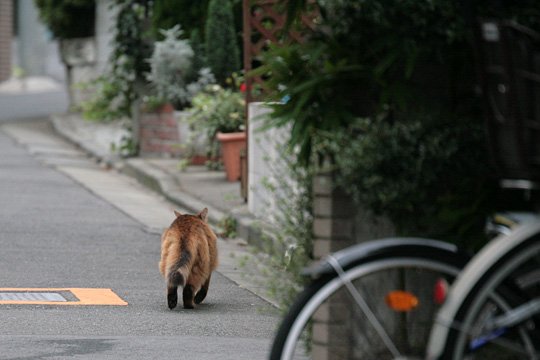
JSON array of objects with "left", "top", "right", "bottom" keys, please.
[{"left": 139, "top": 103, "right": 182, "bottom": 157}]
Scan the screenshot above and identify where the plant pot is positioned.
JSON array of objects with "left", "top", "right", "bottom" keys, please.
[{"left": 217, "top": 131, "right": 246, "bottom": 182}]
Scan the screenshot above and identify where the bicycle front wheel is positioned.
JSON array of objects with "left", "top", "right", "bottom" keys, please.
[{"left": 270, "top": 241, "right": 467, "bottom": 360}]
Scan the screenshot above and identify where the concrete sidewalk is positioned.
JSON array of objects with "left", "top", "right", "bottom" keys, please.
[
  {"left": 51, "top": 114, "right": 264, "bottom": 244},
  {"left": 49, "top": 113, "right": 274, "bottom": 306},
  {"left": 0, "top": 77, "right": 68, "bottom": 121}
]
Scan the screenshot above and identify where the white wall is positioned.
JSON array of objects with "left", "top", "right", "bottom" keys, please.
[
  {"left": 248, "top": 102, "right": 297, "bottom": 224},
  {"left": 16, "top": 0, "right": 64, "bottom": 80}
]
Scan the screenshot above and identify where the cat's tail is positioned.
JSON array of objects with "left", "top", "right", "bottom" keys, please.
[{"left": 167, "top": 250, "right": 191, "bottom": 288}]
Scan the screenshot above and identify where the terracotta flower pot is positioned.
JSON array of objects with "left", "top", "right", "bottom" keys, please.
[{"left": 217, "top": 131, "right": 246, "bottom": 182}]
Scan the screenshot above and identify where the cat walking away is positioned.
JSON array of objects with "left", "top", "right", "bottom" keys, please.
[{"left": 159, "top": 208, "right": 218, "bottom": 309}]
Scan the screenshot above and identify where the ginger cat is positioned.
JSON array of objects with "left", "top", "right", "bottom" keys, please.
[{"left": 159, "top": 208, "right": 218, "bottom": 309}]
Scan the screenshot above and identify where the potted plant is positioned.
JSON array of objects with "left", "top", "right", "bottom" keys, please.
[
  {"left": 142, "top": 25, "right": 215, "bottom": 156},
  {"left": 188, "top": 82, "right": 245, "bottom": 181}
]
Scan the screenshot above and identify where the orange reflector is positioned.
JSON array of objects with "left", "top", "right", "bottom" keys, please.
[{"left": 385, "top": 290, "right": 419, "bottom": 312}]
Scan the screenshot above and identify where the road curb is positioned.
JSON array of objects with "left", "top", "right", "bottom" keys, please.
[{"left": 50, "top": 114, "right": 266, "bottom": 248}]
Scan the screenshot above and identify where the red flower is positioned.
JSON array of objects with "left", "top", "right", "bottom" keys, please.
[{"left": 240, "top": 83, "right": 247, "bottom": 93}]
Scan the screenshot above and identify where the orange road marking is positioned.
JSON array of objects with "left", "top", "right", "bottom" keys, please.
[{"left": 0, "top": 288, "right": 128, "bottom": 306}]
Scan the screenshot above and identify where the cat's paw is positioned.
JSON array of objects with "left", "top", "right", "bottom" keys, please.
[
  {"left": 183, "top": 302, "right": 195, "bottom": 309},
  {"left": 167, "top": 293, "right": 178, "bottom": 310}
]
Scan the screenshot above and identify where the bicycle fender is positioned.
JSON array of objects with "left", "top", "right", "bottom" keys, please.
[{"left": 302, "top": 238, "right": 468, "bottom": 279}]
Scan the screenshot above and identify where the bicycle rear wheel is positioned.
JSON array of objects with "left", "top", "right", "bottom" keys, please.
[
  {"left": 269, "top": 239, "right": 468, "bottom": 360},
  {"left": 434, "top": 231, "right": 540, "bottom": 360}
]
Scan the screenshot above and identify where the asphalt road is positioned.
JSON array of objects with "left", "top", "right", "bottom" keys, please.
[{"left": 0, "top": 119, "right": 278, "bottom": 359}]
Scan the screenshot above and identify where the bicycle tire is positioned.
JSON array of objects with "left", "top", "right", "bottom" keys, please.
[
  {"left": 431, "top": 229, "right": 540, "bottom": 360},
  {"left": 269, "top": 240, "right": 468, "bottom": 360}
]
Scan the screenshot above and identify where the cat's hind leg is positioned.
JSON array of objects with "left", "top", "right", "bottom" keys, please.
[
  {"left": 167, "top": 286, "right": 178, "bottom": 309},
  {"left": 182, "top": 284, "right": 195, "bottom": 309},
  {"left": 194, "top": 275, "right": 211, "bottom": 304}
]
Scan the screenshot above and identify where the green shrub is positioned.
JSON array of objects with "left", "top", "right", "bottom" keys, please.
[
  {"left": 145, "top": 26, "right": 215, "bottom": 109},
  {"left": 255, "top": 1, "right": 540, "bottom": 249},
  {"left": 322, "top": 115, "right": 497, "bottom": 249},
  {"left": 34, "top": 0, "right": 95, "bottom": 39},
  {"left": 152, "top": 0, "right": 209, "bottom": 40},
  {"left": 204, "top": 0, "right": 241, "bottom": 85},
  {"left": 187, "top": 80, "right": 245, "bottom": 164},
  {"left": 81, "top": 1, "right": 152, "bottom": 123}
]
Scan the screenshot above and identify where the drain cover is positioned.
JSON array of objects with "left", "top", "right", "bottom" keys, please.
[{"left": 0, "top": 292, "right": 67, "bottom": 302}]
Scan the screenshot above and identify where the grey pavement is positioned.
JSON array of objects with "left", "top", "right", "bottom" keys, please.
[
  {"left": 0, "top": 77, "right": 68, "bottom": 121},
  {"left": 51, "top": 114, "right": 265, "bottom": 245},
  {"left": 49, "top": 114, "right": 274, "bottom": 304},
  {"left": 0, "top": 118, "right": 279, "bottom": 359}
]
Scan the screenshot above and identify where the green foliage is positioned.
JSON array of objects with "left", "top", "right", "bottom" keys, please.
[
  {"left": 189, "top": 29, "right": 207, "bottom": 73},
  {"left": 111, "top": 1, "right": 153, "bottom": 88},
  {"left": 81, "top": 1, "right": 152, "bottom": 122},
  {"left": 145, "top": 26, "right": 215, "bottom": 110},
  {"left": 259, "top": 1, "right": 540, "bottom": 165},
  {"left": 204, "top": 0, "right": 241, "bottom": 85},
  {"left": 152, "top": 0, "right": 209, "bottom": 40},
  {"left": 187, "top": 79, "right": 245, "bottom": 161},
  {"left": 322, "top": 115, "right": 497, "bottom": 249},
  {"left": 254, "top": 42, "right": 360, "bottom": 166},
  {"left": 34, "top": 0, "right": 95, "bottom": 39},
  {"left": 79, "top": 77, "right": 126, "bottom": 122},
  {"left": 217, "top": 216, "right": 237, "bottom": 238},
  {"left": 256, "top": 0, "right": 540, "bottom": 248}
]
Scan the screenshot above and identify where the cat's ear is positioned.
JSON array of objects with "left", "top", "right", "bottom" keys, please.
[
  {"left": 174, "top": 210, "right": 183, "bottom": 218},
  {"left": 198, "top": 208, "right": 208, "bottom": 222}
]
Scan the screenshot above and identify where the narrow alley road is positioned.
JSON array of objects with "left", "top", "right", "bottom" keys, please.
[{"left": 0, "top": 118, "right": 278, "bottom": 359}]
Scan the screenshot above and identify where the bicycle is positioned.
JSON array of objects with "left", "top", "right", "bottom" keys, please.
[
  {"left": 269, "top": 238, "right": 471, "bottom": 359},
  {"left": 423, "top": 18, "right": 540, "bottom": 360},
  {"left": 426, "top": 220, "right": 540, "bottom": 359},
  {"left": 270, "top": 17, "right": 540, "bottom": 360}
]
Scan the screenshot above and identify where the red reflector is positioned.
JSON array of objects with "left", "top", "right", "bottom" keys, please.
[
  {"left": 385, "top": 290, "right": 419, "bottom": 312},
  {"left": 434, "top": 278, "right": 448, "bottom": 305}
]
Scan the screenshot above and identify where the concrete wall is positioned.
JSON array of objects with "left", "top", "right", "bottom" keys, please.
[
  {"left": 0, "top": 0, "right": 12, "bottom": 82},
  {"left": 16, "top": 0, "right": 46, "bottom": 76},
  {"left": 95, "top": 0, "right": 116, "bottom": 73},
  {"left": 247, "top": 102, "right": 297, "bottom": 224}
]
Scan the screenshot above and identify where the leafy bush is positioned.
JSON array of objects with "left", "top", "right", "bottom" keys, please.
[
  {"left": 151, "top": 0, "right": 209, "bottom": 40},
  {"left": 204, "top": 0, "right": 241, "bottom": 85},
  {"left": 145, "top": 26, "right": 215, "bottom": 109},
  {"left": 187, "top": 80, "right": 245, "bottom": 164},
  {"left": 322, "top": 115, "right": 497, "bottom": 249},
  {"left": 81, "top": 1, "right": 152, "bottom": 123},
  {"left": 35, "top": 0, "right": 95, "bottom": 39},
  {"left": 256, "top": 1, "right": 540, "bottom": 248}
]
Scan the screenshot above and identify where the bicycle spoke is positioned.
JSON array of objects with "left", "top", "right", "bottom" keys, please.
[{"left": 327, "top": 255, "right": 402, "bottom": 358}]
